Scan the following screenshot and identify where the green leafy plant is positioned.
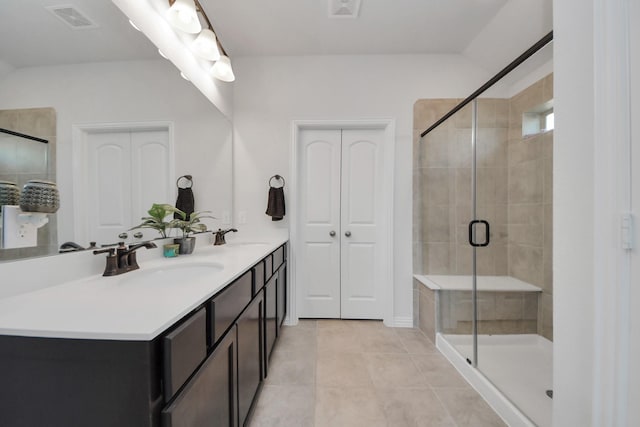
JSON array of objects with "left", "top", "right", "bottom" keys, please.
[
  {"left": 171, "top": 210, "right": 216, "bottom": 239},
  {"left": 130, "top": 203, "right": 182, "bottom": 238}
]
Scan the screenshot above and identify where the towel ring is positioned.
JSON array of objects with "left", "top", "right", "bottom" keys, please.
[
  {"left": 176, "top": 175, "right": 193, "bottom": 189},
  {"left": 269, "top": 174, "right": 285, "bottom": 188}
]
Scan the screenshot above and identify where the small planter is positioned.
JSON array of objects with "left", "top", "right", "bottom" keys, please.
[{"left": 174, "top": 237, "right": 196, "bottom": 255}]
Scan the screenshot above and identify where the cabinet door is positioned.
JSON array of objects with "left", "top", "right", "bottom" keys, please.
[
  {"left": 277, "top": 265, "right": 287, "bottom": 331},
  {"left": 263, "top": 275, "right": 277, "bottom": 375},
  {"left": 162, "top": 327, "right": 238, "bottom": 427},
  {"left": 237, "top": 293, "right": 264, "bottom": 427}
]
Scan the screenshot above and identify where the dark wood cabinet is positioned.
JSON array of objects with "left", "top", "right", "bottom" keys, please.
[
  {"left": 0, "top": 243, "right": 287, "bottom": 427},
  {"left": 162, "top": 327, "right": 238, "bottom": 427},
  {"left": 237, "top": 292, "right": 264, "bottom": 426},
  {"left": 209, "top": 270, "right": 253, "bottom": 345},
  {"left": 252, "top": 261, "right": 265, "bottom": 295},
  {"left": 162, "top": 308, "right": 207, "bottom": 401},
  {"left": 264, "top": 274, "right": 277, "bottom": 373},
  {"left": 277, "top": 265, "right": 287, "bottom": 331},
  {"left": 0, "top": 336, "right": 163, "bottom": 427}
]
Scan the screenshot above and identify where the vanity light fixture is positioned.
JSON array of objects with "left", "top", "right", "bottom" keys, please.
[
  {"left": 165, "top": 0, "right": 235, "bottom": 82},
  {"left": 191, "top": 28, "right": 220, "bottom": 61},
  {"left": 210, "top": 55, "right": 235, "bottom": 82},
  {"left": 166, "top": 0, "right": 201, "bottom": 34}
]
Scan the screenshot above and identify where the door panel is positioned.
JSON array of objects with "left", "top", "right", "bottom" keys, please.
[
  {"left": 340, "top": 129, "right": 384, "bottom": 319},
  {"left": 629, "top": 2, "right": 640, "bottom": 421},
  {"left": 298, "top": 130, "right": 341, "bottom": 318},
  {"left": 86, "top": 129, "right": 170, "bottom": 245},
  {"left": 88, "top": 132, "right": 131, "bottom": 244},
  {"left": 131, "top": 130, "right": 171, "bottom": 240},
  {"left": 297, "top": 128, "right": 386, "bottom": 320}
]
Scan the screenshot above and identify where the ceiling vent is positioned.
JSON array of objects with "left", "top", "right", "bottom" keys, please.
[
  {"left": 46, "top": 5, "right": 99, "bottom": 30},
  {"left": 328, "top": 0, "right": 362, "bottom": 18}
]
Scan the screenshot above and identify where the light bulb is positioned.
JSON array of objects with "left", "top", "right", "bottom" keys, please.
[
  {"left": 165, "top": 0, "right": 201, "bottom": 34},
  {"left": 191, "top": 29, "right": 221, "bottom": 61},
  {"left": 211, "top": 55, "right": 235, "bottom": 82}
]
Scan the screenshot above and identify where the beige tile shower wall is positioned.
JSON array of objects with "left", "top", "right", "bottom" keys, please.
[
  {"left": 413, "top": 99, "right": 509, "bottom": 278},
  {"left": 0, "top": 107, "right": 57, "bottom": 261},
  {"left": 507, "top": 74, "right": 553, "bottom": 341}
]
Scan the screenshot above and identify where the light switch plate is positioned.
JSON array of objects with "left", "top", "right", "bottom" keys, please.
[{"left": 238, "top": 211, "right": 247, "bottom": 224}]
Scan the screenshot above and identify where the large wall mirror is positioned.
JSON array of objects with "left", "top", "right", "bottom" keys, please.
[{"left": 0, "top": 0, "right": 233, "bottom": 262}]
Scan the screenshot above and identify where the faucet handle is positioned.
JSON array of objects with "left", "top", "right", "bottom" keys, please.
[
  {"left": 93, "top": 248, "right": 115, "bottom": 256},
  {"left": 93, "top": 248, "right": 119, "bottom": 277}
]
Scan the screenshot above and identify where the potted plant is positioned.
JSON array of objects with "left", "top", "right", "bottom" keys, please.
[
  {"left": 171, "top": 210, "right": 215, "bottom": 255},
  {"left": 129, "top": 203, "right": 181, "bottom": 238}
]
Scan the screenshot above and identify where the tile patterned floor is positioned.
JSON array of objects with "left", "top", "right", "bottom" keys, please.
[{"left": 249, "top": 320, "right": 506, "bottom": 427}]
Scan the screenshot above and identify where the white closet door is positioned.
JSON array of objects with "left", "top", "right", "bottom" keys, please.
[
  {"left": 87, "top": 131, "right": 132, "bottom": 245},
  {"left": 297, "top": 128, "right": 387, "bottom": 320},
  {"left": 86, "top": 129, "right": 171, "bottom": 245},
  {"left": 297, "top": 129, "right": 342, "bottom": 318},
  {"left": 130, "top": 129, "right": 172, "bottom": 240},
  {"left": 340, "top": 129, "right": 385, "bottom": 319}
]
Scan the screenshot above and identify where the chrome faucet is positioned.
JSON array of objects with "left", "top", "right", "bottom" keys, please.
[
  {"left": 213, "top": 228, "right": 238, "bottom": 245},
  {"left": 94, "top": 241, "right": 157, "bottom": 276}
]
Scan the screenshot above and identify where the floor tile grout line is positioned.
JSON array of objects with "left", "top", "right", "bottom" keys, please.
[{"left": 430, "top": 385, "right": 463, "bottom": 427}]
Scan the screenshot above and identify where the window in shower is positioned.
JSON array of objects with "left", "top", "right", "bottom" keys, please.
[{"left": 522, "top": 100, "right": 555, "bottom": 137}]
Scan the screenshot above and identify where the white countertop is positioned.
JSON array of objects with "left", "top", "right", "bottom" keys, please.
[
  {"left": 414, "top": 274, "right": 542, "bottom": 292},
  {"left": 0, "top": 239, "right": 287, "bottom": 341}
]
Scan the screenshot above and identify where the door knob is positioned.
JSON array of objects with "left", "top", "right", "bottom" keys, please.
[
  {"left": 345, "top": 231, "right": 351, "bottom": 237},
  {"left": 118, "top": 232, "right": 128, "bottom": 239},
  {"left": 133, "top": 232, "right": 143, "bottom": 239},
  {"left": 329, "top": 231, "right": 336, "bottom": 237}
]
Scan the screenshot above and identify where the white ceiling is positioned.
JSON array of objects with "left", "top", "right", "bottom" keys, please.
[
  {"left": 0, "top": 0, "right": 158, "bottom": 68},
  {"left": 201, "top": 0, "right": 509, "bottom": 56},
  {"left": 0, "top": 0, "right": 552, "bottom": 81}
]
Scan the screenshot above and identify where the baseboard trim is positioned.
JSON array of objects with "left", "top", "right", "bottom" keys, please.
[{"left": 392, "top": 316, "right": 414, "bottom": 328}]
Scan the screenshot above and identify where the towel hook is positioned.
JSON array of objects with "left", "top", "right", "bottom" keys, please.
[
  {"left": 176, "top": 175, "right": 193, "bottom": 189},
  {"left": 269, "top": 174, "right": 285, "bottom": 188}
]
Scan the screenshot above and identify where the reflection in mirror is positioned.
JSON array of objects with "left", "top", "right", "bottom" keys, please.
[
  {"left": 0, "top": 109, "right": 57, "bottom": 261},
  {"left": 0, "top": 0, "right": 233, "bottom": 262}
]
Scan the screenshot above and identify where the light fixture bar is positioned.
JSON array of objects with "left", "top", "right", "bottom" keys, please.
[{"left": 193, "top": 0, "right": 228, "bottom": 57}]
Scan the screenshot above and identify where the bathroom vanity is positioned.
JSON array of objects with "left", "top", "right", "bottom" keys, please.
[{"left": 0, "top": 240, "right": 287, "bottom": 427}]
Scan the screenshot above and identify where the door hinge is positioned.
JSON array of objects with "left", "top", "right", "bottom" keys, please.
[{"left": 621, "top": 213, "right": 634, "bottom": 250}]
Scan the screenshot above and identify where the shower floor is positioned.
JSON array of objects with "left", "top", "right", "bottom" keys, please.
[{"left": 440, "top": 333, "right": 553, "bottom": 427}]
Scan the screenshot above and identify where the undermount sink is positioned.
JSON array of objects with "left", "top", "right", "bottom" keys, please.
[{"left": 119, "top": 262, "right": 224, "bottom": 286}]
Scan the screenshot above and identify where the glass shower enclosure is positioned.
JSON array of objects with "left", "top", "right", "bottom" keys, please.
[{"left": 415, "top": 33, "right": 553, "bottom": 427}]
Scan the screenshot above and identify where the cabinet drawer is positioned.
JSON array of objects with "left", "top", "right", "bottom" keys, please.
[
  {"left": 163, "top": 308, "right": 207, "bottom": 402},
  {"left": 273, "top": 246, "right": 284, "bottom": 271},
  {"left": 264, "top": 254, "right": 273, "bottom": 280},
  {"left": 209, "top": 271, "right": 253, "bottom": 346},
  {"left": 252, "top": 261, "right": 265, "bottom": 295},
  {"left": 162, "top": 327, "right": 238, "bottom": 427}
]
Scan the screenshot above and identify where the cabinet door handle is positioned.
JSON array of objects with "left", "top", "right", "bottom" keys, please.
[
  {"left": 345, "top": 231, "right": 351, "bottom": 237},
  {"left": 329, "top": 231, "right": 336, "bottom": 237}
]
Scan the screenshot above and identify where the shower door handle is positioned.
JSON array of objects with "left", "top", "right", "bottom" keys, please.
[{"left": 468, "top": 220, "right": 490, "bottom": 247}]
